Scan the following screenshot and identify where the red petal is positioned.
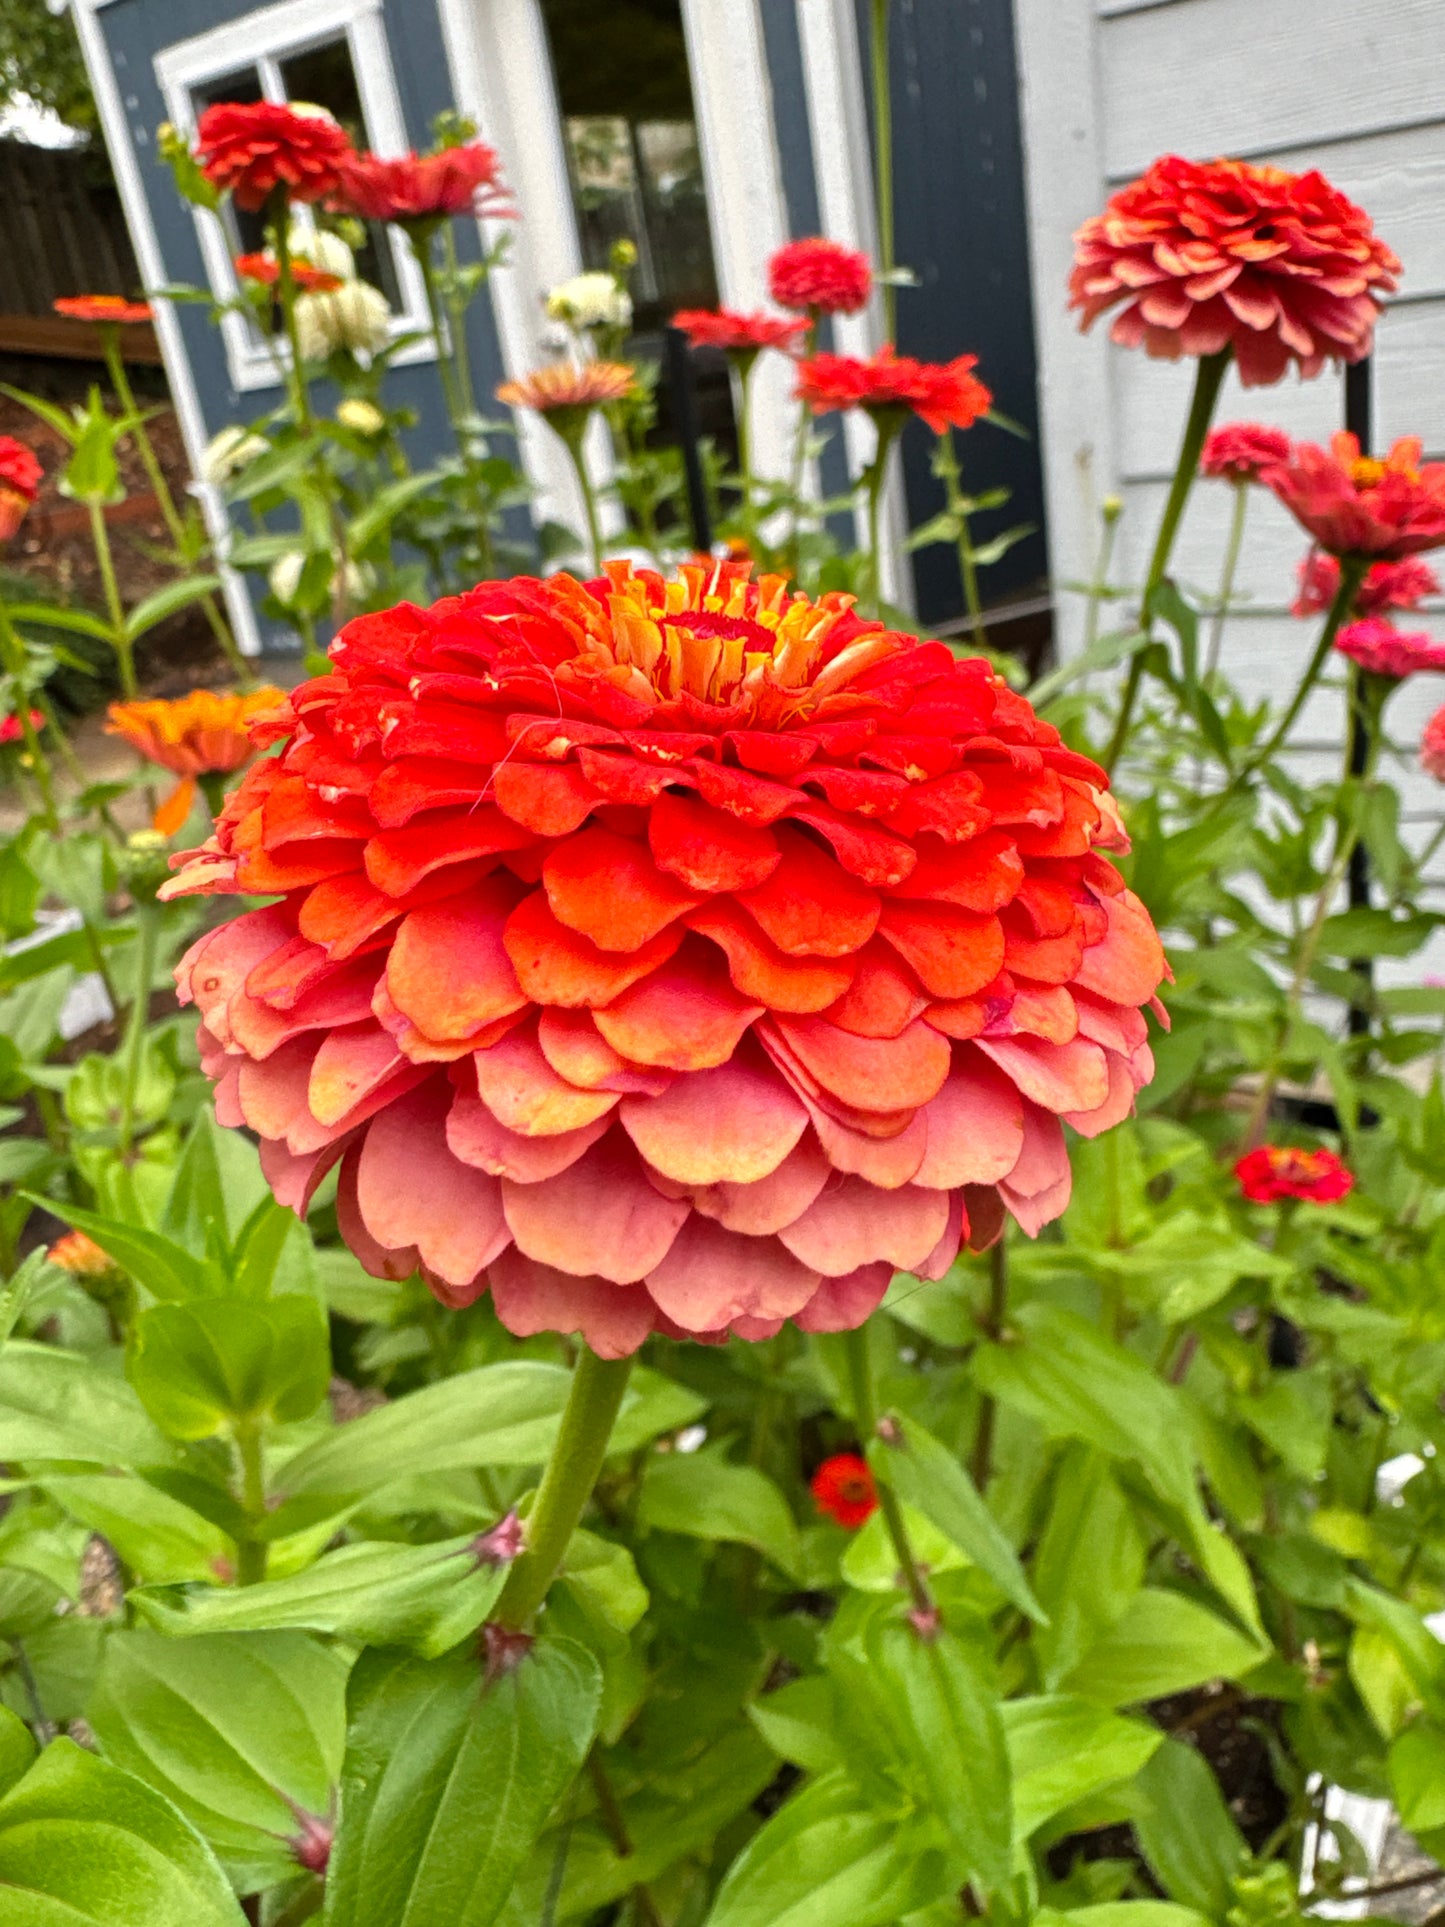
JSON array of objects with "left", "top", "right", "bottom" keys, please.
[
  {"left": 791, "top": 802, "right": 916, "bottom": 887},
  {"left": 369, "top": 758, "right": 489, "bottom": 829},
  {"left": 770, "top": 1013, "right": 950, "bottom": 1113},
  {"left": 737, "top": 827, "right": 880, "bottom": 957},
  {"left": 501, "top": 1134, "right": 688, "bottom": 1282},
  {"left": 575, "top": 748, "right": 672, "bottom": 806},
  {"left": 687, "top": 899, "right": 856, "bottom": 1013},
  {"left": 644, "top": 1218, "right": 819, "bottom": 1331},
  {"left": 504, "top": 889, "right": 683, "bottom": 1006},
  {"left": 594, "top": 941, "right": 764, "bottom": 1071},
  {"left": 492, "top": 760, "right": 597, "bottom": 835},
  {"left": 648, "top": 789, "right": 781, "bottom": 892},
  {"left": 619, "top": 1054, "right": 807, "bottom": 1184},
  {"left": 687, "top": 758, "right": 800, "bottom": 825},
  {"left": 891, "top": 828, "right": 1023, "bottom": 912},
  {"left": 823, "top": 941, "right": 929, "bottom": 1038},
  {"left": 878, "top": 903, "right": 1005, "bottom": 999},
  {"left": 365, "top": 809, "right": 537, "bottom": 896},
  {"left": 543, "top": 826, "right": 700, "bottom": 951}
]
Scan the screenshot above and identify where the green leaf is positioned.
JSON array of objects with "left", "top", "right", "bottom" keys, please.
[
  {"left": 1003, "top": 1696, "right": 1162, "bottom": 1839},
  {"left": 748, "top": 1676, "right": 845, "bottom": 1777},
  {"left": 134, "top": 1531, "right": 516, "bottom": 1657},
  {"left": 2, "top": 603, "right": 115, "bottom": 643},
  {"left": 1036, "top": 1906, "right": 1209, "bottom": 1927},
  {"left": 0, "top": 1708, "right": 34, "bottom": 1801},
  {"left": 0, "top": 1737, "right": 246, "bottom": 1924},
  {"left": 638, "top": 1447, "right": 800, "bottom": 1576},
  {"left": 128, "top": 1296, "right": 329, "bottom": 1440},
  {"left": 123, "top": 576, "right": 222, "bottom": 646},
  {"left": 868, "top": 1414, "right": 1044, "bottom": 1622},
  {"left": 0, "top": 1341, "right": 178, "bottom": 1468},
  {"left": 1123, "top": 1738, "right": 1247, "bottom": 1913},
  {"left": 347, "top": 473, "right": 442, "bottom": 554},
  {"left": 89, "top": 1629, "right": 347, "bottom": 1891},
  {"left": 1031, "top": 1450, "right": 1146, "bottom": 1689},
  {"left": 41, "top": 1474, "right": 232, "bottom": 1585},
  {"left": 1389, "top": 1720, "right": 1445, "bottom": 1837},
  {"left": 1062, "top": 1589, "right": 1265, "bottom": 1707},
  {"left": 1317, "top": 907, "right": 1440, "bottom": 959},
  {"left": 27, "top": 1195, "right": 212, "bottom": 1304},
  {"left": 704, "top": 1771, "right": 947, "bottom": 1927},
  {"left": 1030, "top": 629, "right": 1146, "bottom": 710},
  {"left": 324, "top": 1637, "right": 600, "bottom": 1927}
]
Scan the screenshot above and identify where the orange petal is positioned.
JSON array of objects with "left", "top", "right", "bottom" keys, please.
[
  {"left": 446, "top": 1089, "right": 609, "bottom": 1180},
  {"left": 778, "top": 1176, "right": 950, "bottom": 1276},
  {"left": 536, "top": 1008, "right": 676, "bottom": 1095},
  {"left": 307, "top": 1022, "right": 406, "bottom": 1128},
  {"left": 737, "top": 826, "right": 880, "bottom": 957},
  {"left": 687, "top": 899, "right": 856, "bottom": 1014},
  {"left": 492, "top": 760, "right": 597, "bottom": 836},
  {"left": 369, "top": 758, "right": 492, "bottom": 830},
  {"left": 648, "top": 789, "right": 781, "bottom": 892},
  {"left": 806, "top": 1097, "right": 929, "bottom": 1188},
  {"left": 914, "top": 1051, "right": 1025, "bottom": 1187},
  {"left": 890, "top": 828, "right": 1023, "bottom": 912},
  {"left": 472, "top": 1020, "right": 619, "bottom": 1135},
  {"left": 181, "top": 905, "right": 293, "bottom": 1045},
  {"left": 790, "top": 802, "right": 916, "bottom": 888},
  {"left": 1073, "top": 888, "right": 1167, "bottom": 1007},
  {"left": 689, "top": 1134, "right": 832, "bottom": 1234},
  {"left": 878, "top": 903, "right": 1005, "bottom": 1000},
  {"left": 619, "top": 1054, "right": 807, "bottom": 1185},
  {"left": 593, "top": 941, "right": 764, "bottom": 1070},
  {"left": 504, "top": 889, "right": 683, "bottom": 1006},
  {"left": 387, "top": 892, "right": 527, "bottom": 1042},
  {"left": 823, "top": 940, "right": 929, "bottom": 1038},
  {"left": 501, "top": 1135, "right": 688, "bottom": 1282},
  {"left": 356, "top": 1086, "right": 509, "bottom": 1287},
  {"left": 153, "top": 777, "right": 196, "bottom": 837},
  {"left": 770, "top": 1013, "right": 951, "bottom": 1113},
  {"left": 229, "top": 957, "right": 380, "bottom": 1060},
  {"left": 543, "top": 825, "right": 701, "bottom": 952},
  {"left": 365, "top": 808, "right": 537, "bottom": 897}
]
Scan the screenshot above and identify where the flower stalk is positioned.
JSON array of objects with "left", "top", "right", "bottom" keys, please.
[{"left": 843, "top": 1324, "right": 932, "bottom": 1617}]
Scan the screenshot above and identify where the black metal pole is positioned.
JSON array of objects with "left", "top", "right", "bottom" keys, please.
[
  {"left": 1344, "top": 356, "right": 1373, "bottom": 1037},
  {"left": 663, "top": 325, "right": 711, "bottom": 555}
]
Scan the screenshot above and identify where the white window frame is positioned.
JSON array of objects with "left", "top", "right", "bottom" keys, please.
[{"left": 155, "top": 0, "right": 435, "bottom": 396}]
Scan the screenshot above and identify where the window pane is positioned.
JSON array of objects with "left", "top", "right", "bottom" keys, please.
[{"left": 277, "top": 37, "right": 400, "bottom": 305}]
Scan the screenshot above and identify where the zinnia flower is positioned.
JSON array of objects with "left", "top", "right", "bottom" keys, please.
[
  {"left": 108, "top": 687, "right": 286, "bottom": 835},
  {"left": 546, "top": 273, "right": 632, "bottom": 333},
  {"left": 811, "top": 1453, "right": 877, "bottom": 1529},
  {"left": 235, "top": 251, "right": 343, "bottom": 294},
  {"left": 1421, "top": 706, "right": 1445, "bottom": 781},
  {"left": 1293, "top": 552, "right": 1439, "bottom": 620},
  {"left": 0, "top": 436, "right": 41, "bottom": 542},
  {"left": 1200, "top": 423, "right": 1292, "bottom": 482},
  {"left": 797, "top": 349, "right": 992, "bottom": 436},
  {"left": 769, "top": 238, "right": 872, "bottom": 316},
  {"left": 162, "top": 561, "right": 1167, "bottom": 1359},
  {"left": 672, "top": 309, "right": 808, "bottom": 357},
  {"left": 202, "top": 425, "right": 268, "bottom": 484},
  {"left": 1262, "top": 434, "right": 1445, "bottom": 561},
  {"left": 1070, "top": 155, "right": 1399, "bottom": 386},
  {"left": 1333, "top": 617, "right": 1445, "bottom": 681},
  {"left": 332, "top": 142, "right": 513, "bottom": 226},
  {"left": 194, "top": 101, "right": 354, "bottom": 213},
  {"left": 48, "top": 1230, "right": 113, "bottom": 1276},
  {"left": 53, "top": 295, "right": 153, "bottom": 325},
  {"left": 1235, "top": 1144, "right": 1353, "bottom": 1205},
  {"left": 294, "top": 280, "right": 391, "bottom": 361},
  {"left": 0, "top": 708, "right": 44, "bottom": 745},
  {"left": 497, "top": 362, "right": 637, "bottom": 428}
]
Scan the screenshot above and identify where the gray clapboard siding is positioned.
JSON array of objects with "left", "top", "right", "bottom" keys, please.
[{"left": 1098, "top": 0, "right": 1445, "bottom": 180}]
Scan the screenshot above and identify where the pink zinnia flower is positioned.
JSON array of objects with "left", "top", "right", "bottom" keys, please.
[
  {"left": 671, "top": 308, "right": 808, "bottom": 356},
  {"left": 1200, "top": 423, "right": 1293, "bottom": 482},
  {"left": 1333, "top": 617, "right": 1445, "bottom": 680},
  {"left": 1421, "top": 706, "right": 1445, "bottom": 781},
  {"left": 332, "top": 143, "right": 513, "bottom": 225},
  {"left": 1236, "top": 1144, "right": 1353, "bottom": 1205},
  {"left": 1262, "top": 434, "right": 1445, "bottom": 561},
  {"left": 768, "top": 238, "right": 872, "bottom": 316},
  {"left": 1294, "top": 552, "right": 1440, "bottom": 620}
]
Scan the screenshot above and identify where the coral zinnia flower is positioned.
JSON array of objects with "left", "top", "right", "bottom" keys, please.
[
  {"left": 1333, "top": 617, "right": 1445, "bottom": 681},
  {"left": 163, "top": 562, "right": 1167, "bottom": 1358},
  {"left": 769, "top": 238, "right": 872, "bottom": 316},
  {"left": 54, "top": 295, "right": 153, "bottom": 325},
  {"left": 1420, "top": 706, "right": 1445, "bottom": 782},
  {"left": 1262, "top": 434, "right": 1445, "bottom": 561},
  {"left": 108, "top": 687, "right": 287, "bottom": 835},
  {"left": 672, "top": 309, "right": 808, "bottom": 357},
  {"left": 48, "top": 1230, "right": 113, "bottom": 1276},
  {"left": 0, "top": 436, "right": 41, "bottom": 542},
  {"left": 797, "top": 349, "right": 992, "bottom": 437},
  {"left": 497, "top": 362, "right": 636, "bottom": 415},
  {"left": 332, "top": 142, "right": 513, "bottom": 225},
  {"left": 194, "top": 102, "right": 353, "bottom": 213},
  {"left": 1293, "top": 552, "right": 1439, "bottom": 620},
  {"left": 1200, "top": 422, "right": 1292, "bottom": 482},
  {"left": 235, "top": 251, "right": 343, "bottom": 294},
  {"left": 0, "top": 709, "right": 44, "bottom": 745},
  {"left": 1235, "top": 1144, "right": 1353, "bottom": 1205},
  {"left": 1071, "top": 156, "right": 1398, "bottom": 387},
  {"left": 811, "top": 1453, "right": 877, "bottom": 1529}
]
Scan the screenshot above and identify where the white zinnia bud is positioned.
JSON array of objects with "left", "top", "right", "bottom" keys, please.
[
  {"left": 336, "top": 397, "right": 386, "bottom": 435},
  {"left": 545, "top": 271, "right": 632, "bottom": 332},
  {"left": 201, "top": 424, "right": 267, "bottom": 484},
  {"left": 294, "top": 280, "right": 391, "bottom": 362},
  {"left": 288, "top": 223, "right": 356, "bottom": 281}
]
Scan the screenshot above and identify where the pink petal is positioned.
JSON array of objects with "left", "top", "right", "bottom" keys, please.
[
  {"left": 356, "top": 1084, "right": 510, "bottom": 1287},
  {"left": 690, "top": 1133, "right": 833, "bottom": 1234},
  {"left": 501, "top": 1133, "right": 689, "bottom": 1282},
  {"left": 914, "top": 1052, "right": 1025, "bottom": 1187},
  {"left": 962, "top": 1184, "right": 1006, "bottom": 1252},
  {"left": 1063, "top": 1048, "right": 1138, "bottom": 1138},
  {"left": 228, "top": 958, "right": 380, "bottom": 1061},
  {"left": 238, "top": 1034, "right": 320, "bottom": 1140},
  {"left": 792, "top": 1262, "right": 893, "bottom": 1332},
  {"left": 182, "top": 906, "right": 293, "bottom": 1045},
  {"left": 447, "top": 1089, "right": 609, "bottom": 1180},
  {"left": 308, "top": 1022, "right": 405, "bottom": 1128},
  {"left": 913, "top": 1192, "right": 965, "bottom": 1280},
  {"left": 778, "top": 1176, "right": 951, "bottom": 1276},
  {"left": 284, "top": 1062, "right": 431, "bottom": 1155},
  {"left": 473, "top": 1021, "right": 619, "bottom": 1135},
  {"left": 337, "top": 1141, "right": 419, "bottom": 1281},
  {"left": 806, "top": 1096, "right": 928, "bottom": 1188},
  {"left": 975, "top": 1033, "right": 1109, "bottom": 1115},
  {"left": 537, "top": 1008, "right": 676, "bottom": 1095},
  {"left": 644, "top": 1217, "right": 820, "bottom": 1332},
  {"left": 260, "top": 1133, "right": 351, "bottom": 1215},
  {"left": 214, "top": 1060, "right": 244, "bottom": 1129},
  {"left": 488, "top": 1247, "right": 656, "bottom": 1358},
  {"left": 998, "top": 1105, "right": 1072, "bottom": 1236},
  {"left": 619, "top": 1054, "right": 807, "bottom": 1184}
]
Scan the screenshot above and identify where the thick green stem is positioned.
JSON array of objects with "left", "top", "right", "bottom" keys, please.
[
  {"left": 493, "top": 1349, "right": 634, "bottom": 1630},
  {"left": 842, "top": 1325, "right": 932, "bottom": 1616},
  {"left": 734, "top": 354, "right": 758, "bottom": 554},
  {"left": 869, "top": 0, "right": 895, "bottom": 342},
  {"left": 862, "top": 416, "right": 901, "bottom": 616},
  {"left": 441, "top": 222, "right": 478, "bottom": 419},
  {"left": 116, "top": 901, "right": 159, "bottom": 1162},
  {"left": 234, "top": 1421, "right": 269, "bottom": 1586},
  {"left": 1082, "top": 502, "right": 1121, "bottom": 655},
  {"left": 87, "top": 499, "right": 133, "bottom": 696},
  {"left": 970, "top": 1240, "right": 1009, "bottom": 1492},
  {"left": 936, "top": 428, "right": 986, "bottom": 652},
  {"left": 1203, "top": 479, "right": 1249, "bottom": 683},
  {"left": 1228, "top": 557, "right": 1367, "bottom": 801},
  {"left": 1103, "top": 349, "right": 1230, "bottom": 775},
  {"left": 415, "top": 233, "right": 467, "bottom": 448}
]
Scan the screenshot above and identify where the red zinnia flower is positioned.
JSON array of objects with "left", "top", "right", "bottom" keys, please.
[
  {"left": 671, "top": 308, "right": 808, "bottom": 356},
  {"left": 1070, "top": 155, "right": 1399, "bottom": 387},
  {"left": 0, "top": 709, "right": 44, "bottom": 745},
  {"left": 1421, "top": 706, "right": 1445, "bottom": 782},
  {"left": 1293, "top": 552, "right": 1440, "bottom": 620},
  {"left": 1235, "top": 1144, "right": 1353, "bottom": 1205},
  {"left": 332, "top": 142, "right": 513, "bottom": 225},
  {"left": 811, "top": 1453, "right": 877, "bottom": 1529},
  {"left": 235, "top": 251, "right": 343, "bottom": 294},
  {"left": 1333, "top": 617, "right": 1445, "bottom": 681},
  {"left": 1262, "top": 434, "right": 1445, "bottom": 561},
  {"left": 0, "top": 436, "right": 41, "bottom": 542},
  {"left": 194, "top": 102, "right": 354, "bottom": 213},
  {"left": 797, "top": 349, "right": 992, "bottom": 436},
  {"left": 1200, "top": 422, "right": 1292, "bottom": 482},
  {"left": 54, "top": 295, "right": 153, "bottom": 325},
  {"left": 163, "top": 561, "right": 1167, "bottom": 1358},
  {"left": 769, "top": 237, "right": 872, "bottom": 317}
]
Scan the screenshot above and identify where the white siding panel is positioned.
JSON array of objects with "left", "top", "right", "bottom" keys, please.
[{"left": 1098, "top": 0, "right": 1445, "bottom": 181}]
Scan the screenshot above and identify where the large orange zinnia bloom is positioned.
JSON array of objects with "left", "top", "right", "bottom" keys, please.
[
  {"left": 1070, "top": 155, "right": 1398, "bottom": 387},
  {"left": 164, "top": 564, "right": 1167, "bottom": 1357}
]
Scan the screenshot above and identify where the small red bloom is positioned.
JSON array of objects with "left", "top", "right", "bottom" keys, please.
[
  {"left": 0, "top": 436, "right": 41, "bottom": 542},
  {"left": 1293, "top": 552, "right": 1440, "bottom": 620},
  {"left": 0, "top": 709, "right": 44, "bottom": 745},
  {"left": 54, "top": 295, "right": 153, "bottom": 325},
  {"left": 811, "top": 1453, "right": 877, "bottom": 1529},
  {"left": 769, "top": 237, "right": 872, "bottom": 316},
  {"left": 1262, "top": 434, "right": 1445, "bottom": 561},
  {"left": 797, "top": 348, "right": 992, "bottom": 436},
  {"left": 1235, "top": 1144, "right": 1353, "bottom": 1204},
  {"left": 1421, "top": 706, "right": 1445, "bottom": 782},
  {"left": 1071, "top": 155, "right": 1398, "bottom": 387},
  {"left": 671, "top": 308, "right": 808, "bottom": 356},
  {"left": 1200, "top": 423, "right": 1292, "bottom": 482},
  {"left": 332, "top": 142, "right": 513, "bottom": 225},
  {"left": 235, "top": 251, "right": 343, "bottom": 294},
  {"left": 194, "top": 101, "right": 354, "bottom": 213},
  {"left": 1334, "top": 617, "right": 1445, "bottom": 681}
]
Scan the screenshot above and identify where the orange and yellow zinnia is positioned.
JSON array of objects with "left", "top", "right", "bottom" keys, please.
[{"left": 108, "top": 686, "right": 286, "bottom": 835}]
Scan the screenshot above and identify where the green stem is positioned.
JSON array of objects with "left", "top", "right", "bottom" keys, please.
[
  {"left": 441, "top": 222, "right": 478, "bottom": 419},
  {"left": 862, "top": 416, "right": 900, "bottom": 616},
  {"left": 493, "top": 1348, "right": 634, "bottom": 1630},
  {"left": 734, "top": 353, "right": 757, "bottom": 555},
  {"left": 1103, "top": 348, "right": 1230, "bottom": 775},
  {"left": 0, "top": 598, "right": 58, "bottom": 831},
  {"left": 1082, "top": 502, "right": 1121, "bottom": 655},
  {"left": 869, "top": 0, "right": 895, "bottom": 342},
  {"left": 116, "top": 901, "right": 159, "bottom": 1162},
  {"left": 970, "top": 1240, "right": 1009, "bottom": 1492},
  {"left": 1203, "top": 479, "right": 1249, "bottom": 683},
  {"left": 415, "top": 233, "right": 467, "bottom": 449},
  {"left": 87, "top": 499, "right": 132, "bottom": 696},
  {"left": 785, "top": 320, "right": 818, "bottom": 574},
  {"left": 271, "top": 204, "right": 314, "bottom": 434},
  {"left": 936, "top": 428, "right": 986, "bottom": 652},
  {"left": 842, "top": 1325, "right": 932, "bottom": 1617},
  {"left": 1227, "top": 556, "right": 1367, "bottom": 800},
  {"left": 234, "top": 1421, "right": 269, "bottom": 1586},
  {"left": 558, "top": 421, "right": 606, "bottom": 576}
]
